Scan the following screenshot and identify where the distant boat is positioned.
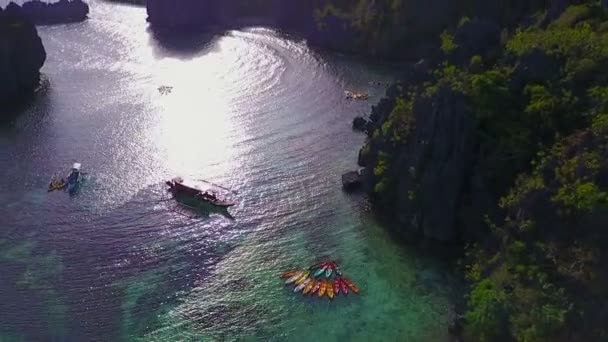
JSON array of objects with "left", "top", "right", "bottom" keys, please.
[
  {"left": 158, "top": 85, "right": 173, "bottom": 95},
  {"left": 166, "top": 177, "right": 235, "bottom": 208},
  {"left": 345, "top": 90, "right": 369, "bottom": 100}
]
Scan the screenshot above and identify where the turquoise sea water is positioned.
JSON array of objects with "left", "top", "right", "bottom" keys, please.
[{"left": 0, "top": 1, "right": 459, "bottom": 340}]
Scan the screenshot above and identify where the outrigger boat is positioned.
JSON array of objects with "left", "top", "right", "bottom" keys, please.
[
  {"left": 166, "top": 177, "right": 236, "bottom": 208},
  {"left": 49, "top": 162, "right": 83, "bottom": 193}
]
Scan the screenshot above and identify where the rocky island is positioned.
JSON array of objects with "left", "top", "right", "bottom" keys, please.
[
  {"left": 0, "top": 2, "right": 46, "bottom": 113},
  {"left": 20, "top": 0, "right": 89, "bottom": 25},
  {"left": 353, "top": 1, "right": 608, "bottom": 340}
]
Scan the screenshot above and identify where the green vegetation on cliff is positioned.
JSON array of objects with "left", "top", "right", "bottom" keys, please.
[{"left": 358, "top": 1, "right": 608, "bottom": 340}]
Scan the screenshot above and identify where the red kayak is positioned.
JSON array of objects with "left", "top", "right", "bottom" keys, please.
[
  {"left": 340, "top": 278, "right": 349, "bottom": 295},
  {"left": 281, "top": 270, "right": 299, "bottom": 279},
  {"left": 342, "top": 278, "right": 359, "bottom": 295},
  {"left": 333, "top": 279, "right": 341, "bottom": 296}
]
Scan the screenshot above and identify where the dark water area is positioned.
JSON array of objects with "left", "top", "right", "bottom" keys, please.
[{"left": 1, "top": 1, "right": 459, "bottom": 341}]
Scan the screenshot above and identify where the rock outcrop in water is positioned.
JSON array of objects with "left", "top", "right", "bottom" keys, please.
[
  {"left": 0, "top": 3, "right": 46, "bottom": 112},
  {"left": 20, "top": 0, "right": 89, "bottom": 25}
]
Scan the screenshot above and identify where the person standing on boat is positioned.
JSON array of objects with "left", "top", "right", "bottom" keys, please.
[{"left": 67, "top": 163, "right": 81, "bottom": 185}]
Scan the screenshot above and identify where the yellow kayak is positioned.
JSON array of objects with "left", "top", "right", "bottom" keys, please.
[
  {"left": 295, "top": 271, "right": 310, "bottom": 285},
  {"left": 294, "top": 278, "right": 311, "bottom": 293},
  {"left": 326, "top": 280, "right": 334, "bottom": 300},
  {"left": 48, "top": 179, "right": 66, "bottom": 192},
  {"left": 285, "top": 271, "right": 304, "bottom": 285},
  {"left": 303, "top": 279, "right": 316, "bottom": 295}
]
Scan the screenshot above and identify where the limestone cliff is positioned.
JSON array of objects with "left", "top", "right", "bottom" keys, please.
[{"left": 0, "top": 3, "right": 46, "bottom": 112}]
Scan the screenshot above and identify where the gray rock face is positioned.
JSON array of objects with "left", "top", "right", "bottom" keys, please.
[
  {"left": 0, "top": 3, "right": 46, "bottom": 111},
  {"left": 389, "top": 88, "right": 476, "bottom": 241}
]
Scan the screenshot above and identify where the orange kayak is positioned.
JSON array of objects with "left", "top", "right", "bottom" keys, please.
[
  {"left": 326, "top": 281, "right": 334, "bottom": 300},
  {"left": 310, "top": 280, "right": 321, "bottom": 295},
  {"left": 343, "top": 278, "right": 359, "bottom": 295},
  {"left": 303, "top": 279, "right": 316, "bottom": 295},
  {"left": 317, "top": 280, "right": 327, "bottom": 298},
  {"left": 281, "top": 270, "right": 299, "bottom": 279}
]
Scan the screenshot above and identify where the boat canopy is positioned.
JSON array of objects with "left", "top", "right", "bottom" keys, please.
[{"left": 72, "top": 163, "right": 82, "bottom": 171}]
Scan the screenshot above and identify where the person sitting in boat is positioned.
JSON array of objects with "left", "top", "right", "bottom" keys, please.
[{"left": 201, "top": 191, "right": 218, "bottom": 201}]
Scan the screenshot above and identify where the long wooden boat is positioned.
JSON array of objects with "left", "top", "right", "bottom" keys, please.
[{"left": 166, "top": 177, "right": 235, "bottom": 208}]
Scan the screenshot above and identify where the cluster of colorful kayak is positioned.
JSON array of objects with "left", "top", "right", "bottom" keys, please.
[{"left": 281, "top": 260, "right": 359, "bottom": 300}]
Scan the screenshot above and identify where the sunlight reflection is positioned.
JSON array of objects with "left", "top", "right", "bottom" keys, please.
[{"left": 153, "top": 38, "right": 240, "bottom": 181}]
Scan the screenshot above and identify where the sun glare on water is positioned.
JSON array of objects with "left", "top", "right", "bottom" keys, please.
[{"left": 152, "top": 38, "right": 243, "bottom": 181}]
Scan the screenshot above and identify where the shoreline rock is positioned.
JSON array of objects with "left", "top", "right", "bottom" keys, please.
[
  {"left": 342, "top": 169, "right": 365, "bottom": 192},
  {"left": 0, "top": 3, "right": 46, "bottom": 114},
  {"left": 352, "top": 116, "right": 370, "bottom": 132}
]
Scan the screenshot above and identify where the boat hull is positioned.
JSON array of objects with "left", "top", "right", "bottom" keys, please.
[{"left": 167, "top": 178, "right": 235, "bottom": 208}]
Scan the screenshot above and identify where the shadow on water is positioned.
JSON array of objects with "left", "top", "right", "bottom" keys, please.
[
  {"left": 146, "top": 26, "right": 222, "bottom": 59},
  {"left": 145, "top": 20, "right": 312, "bottom": 59},
  {"left": 0, "top": 76, "right": 51, "bottom": 128}
]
